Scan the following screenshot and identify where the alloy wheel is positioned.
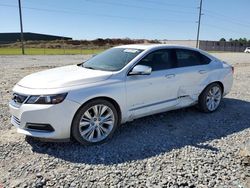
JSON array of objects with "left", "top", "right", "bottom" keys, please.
[
  {"left": 206, "top": 86, "right": 222, "bottom": 111},
  {"left": 78, "top": 104, "right": 115, "bottom": 143}
]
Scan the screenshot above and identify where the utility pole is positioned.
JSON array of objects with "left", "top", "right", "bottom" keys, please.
[
  {"left": 18, "top": 0, "right": 25, "bottom": 54},
  {"left": 196, "top": 0, "right": 203, "bottom": 48}
]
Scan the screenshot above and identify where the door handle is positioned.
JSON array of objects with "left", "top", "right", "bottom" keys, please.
[
  {"left": 199, "top": 70, "right": 208, "bottom": 74},
  {"left": 165, "top": 74, "right": 175, "bottom": 79}
]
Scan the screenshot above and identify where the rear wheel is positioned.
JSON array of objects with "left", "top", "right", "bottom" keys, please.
[
  {"left": 72, "top": 99, "right": 119, "bottom": 145},
  {"left": 198, "top": 83, "right": 222, "bottom": 113}
]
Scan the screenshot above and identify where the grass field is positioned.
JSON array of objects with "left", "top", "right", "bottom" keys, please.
[
  {"left": 0, "top": 48, "right": 105, "bottom": 55},
  {"left": 0, "top": 47, "right": 239, "bottom": 55}
]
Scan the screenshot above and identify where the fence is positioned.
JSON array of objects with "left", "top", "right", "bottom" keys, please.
[
  {"left": 0, "top": 40, "right": 110, "bottom": 55},
  {"left": 200, "top": 41, "right": 250, "bottom": 52},
  {"left": 1, "top": 40, "right": 250, "bottom": 55},
  {"left": 161, "top": 40, "right": 250, "bottom": 52}
]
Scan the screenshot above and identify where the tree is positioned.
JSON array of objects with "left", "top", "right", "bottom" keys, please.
[
  {"left": 243, "top": 38, "right": 248, "bottom": 43},
  {"left": 228, "top": 38, "right": 249, "bottom": 43},
  {"left": 219, "top": 38, "right": 226, "bottom": 42}
]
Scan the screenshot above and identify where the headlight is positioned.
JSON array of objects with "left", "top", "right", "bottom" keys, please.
[{"left": 26, "top": 93, "right": 67, "bottom": 104}]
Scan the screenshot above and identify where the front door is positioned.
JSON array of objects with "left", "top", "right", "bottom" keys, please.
[{"left": 125, "top": 49, "right": 179, "bottom": 119}]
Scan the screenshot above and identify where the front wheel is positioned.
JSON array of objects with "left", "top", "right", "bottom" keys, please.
[
  {"left": 198, "top": 83, "right": 222, "bottom": 113},
  {"left": 71, "top": 99, "right": 119, "bottom": 145}
]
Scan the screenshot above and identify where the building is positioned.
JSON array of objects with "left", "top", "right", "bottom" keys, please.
[{"left": 0, "top": 32, "right": 72, "bottom": 44}]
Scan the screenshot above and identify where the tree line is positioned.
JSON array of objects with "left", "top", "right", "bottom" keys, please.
[{"left": 219, "top": 38, "right": 250, "bottom": 43}]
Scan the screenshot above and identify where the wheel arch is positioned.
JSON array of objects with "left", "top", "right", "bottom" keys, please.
[
  {"left": 70, "top": 96, "right": 122, "bottom": 138},
  {"left": 200, "top": 81, "right": 224, "bottom": 98}
]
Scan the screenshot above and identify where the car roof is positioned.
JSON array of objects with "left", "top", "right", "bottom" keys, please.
[
  {"left": 115, "top": 44, "right": 198, "bottom": 51},
  {"left": 114, "top": 43, "right": 218, "bottom": 61}
]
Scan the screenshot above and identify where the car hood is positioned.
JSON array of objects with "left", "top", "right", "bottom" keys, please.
[{"left": 17, "top": 65, "right": 113, "bottom": 89}]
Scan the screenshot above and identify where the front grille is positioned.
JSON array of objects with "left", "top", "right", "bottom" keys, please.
[{"left": 11, "top": 116, "right": 21, "bottom": 126}]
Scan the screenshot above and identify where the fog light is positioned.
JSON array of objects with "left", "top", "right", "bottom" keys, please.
[{"left": 25, "top": 123, "right": 54, "bottom": 132}]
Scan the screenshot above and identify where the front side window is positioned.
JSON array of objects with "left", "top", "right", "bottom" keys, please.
[
  {"left": 176, "top": 49, "right": 211, "bottom": 67},
  {"left": 137, "top": 49, "right": 176, "bottom": 71},
  {"left": 83, "top": 48, "right": 143, "bottom": 71}
]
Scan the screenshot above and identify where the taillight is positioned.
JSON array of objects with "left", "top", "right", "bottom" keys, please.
[{"left": 231, "top": 66, "right": 234, "bottom": 74}]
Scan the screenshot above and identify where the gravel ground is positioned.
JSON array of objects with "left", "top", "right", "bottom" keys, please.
[{"left": 0, "top": 53, "right": 250, "bottom": 188}]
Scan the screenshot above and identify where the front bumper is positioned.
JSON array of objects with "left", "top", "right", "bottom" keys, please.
[{"left": 9, "top": 99, "right": 81, "bottom": 139}]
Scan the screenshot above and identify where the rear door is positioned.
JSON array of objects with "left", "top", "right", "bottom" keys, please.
[{"left": 173, "top": 49, "right": 212, "bottom": 103}]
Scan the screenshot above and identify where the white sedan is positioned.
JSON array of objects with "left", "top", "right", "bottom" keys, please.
[
  {"left": 244, "top": 47, "right": 250, "bottom": 53},
  {"left": 9, "top": 44, "right": 234, "bottom": 145}
]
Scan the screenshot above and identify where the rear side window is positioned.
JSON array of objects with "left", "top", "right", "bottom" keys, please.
[{"left": 176, "top": 49, "right": 211, "bottom": 67}]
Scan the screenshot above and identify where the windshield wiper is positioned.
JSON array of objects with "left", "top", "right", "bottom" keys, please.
[
  {"left": 82, "top": 65, "right": 114, "bottom": 71},
  {"left": 83, "top": 65, "right": 99, "bottom": 70},
  {"left": 77, "top": 62, "right": 83, "bottom": 66}
]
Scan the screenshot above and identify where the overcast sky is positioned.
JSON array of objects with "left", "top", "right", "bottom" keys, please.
[{"left": 1, "top": 0, "right": 249, "bottom": 40}]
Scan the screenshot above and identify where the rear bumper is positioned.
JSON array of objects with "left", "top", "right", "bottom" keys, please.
[
  {"left": 222, "top": 71, "right": 233, "bottom": 97},
  {"left": 9, "top": 99, "right": 81, "bottom": 139}
]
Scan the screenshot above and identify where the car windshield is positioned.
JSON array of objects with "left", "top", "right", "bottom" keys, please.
[{"left": 82, "top": 48, "right": 143, "bottom": 71}]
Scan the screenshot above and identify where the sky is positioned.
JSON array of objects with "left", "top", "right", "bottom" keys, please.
[{"left": 0, "top": 0, "right": 250, "bottom": 40}]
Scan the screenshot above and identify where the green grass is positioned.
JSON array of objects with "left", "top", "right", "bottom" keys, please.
[{"left": 0, "top": 48, "right": 105, "bottom": 55}]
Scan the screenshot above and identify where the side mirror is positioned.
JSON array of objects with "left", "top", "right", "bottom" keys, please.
[{"left": 129, "top": 65, "right": 152, "bottom": 75}]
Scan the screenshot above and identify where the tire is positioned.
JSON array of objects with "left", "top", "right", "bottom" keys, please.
[
  {"left": 198, "top": 83, "right": 222, "bottom": 113},
  {"left": 71, "top": 99, "right": 119, "bottom": 145}
]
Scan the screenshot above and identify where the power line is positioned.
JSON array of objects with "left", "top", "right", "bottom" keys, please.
[
  {"left": 24, "top": 0, "right": 196, "bottom": 10},
  {"left": 0, "top": 3, "right": 194, "bottom": 23},
  {"left": 203, "top": 24, "right": 250, "bottom": 36},
  {"left": 131, "top": 0, "right": 197, "bottom": 9},
  {"left": 20, "top": 1, "right": 249, "bottom": 29},
  {"left": 204, "top": 9, "right": 250, "bottom": 26},
  {"left": 20, "top": 0, "right": 250, "bottom": 30},
  {"left": 2, "top": 1, "right": 249, "bottom": 40},
  {"left": 22, "top": 0, "right": 196, "bottom": 16},
  {"left": 84, "top": 0, "right": 197, "bottom": 15},
  {"left": 204, "top": 12, "right": 250, "bottom": 28}
]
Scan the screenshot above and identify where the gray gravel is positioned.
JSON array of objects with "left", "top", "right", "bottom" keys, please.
[{"left": 0, "top": 53, "right": 250, "bottom": 187}]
